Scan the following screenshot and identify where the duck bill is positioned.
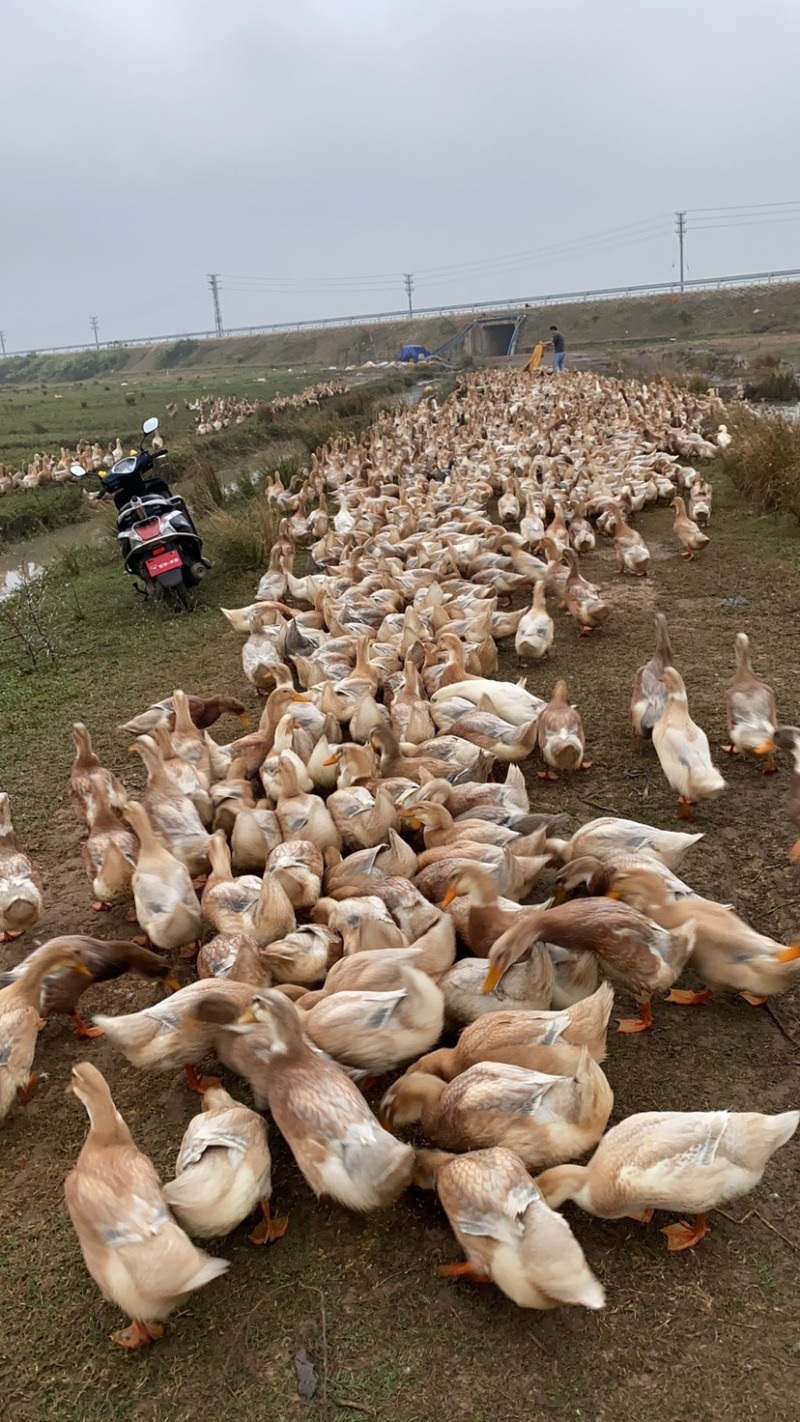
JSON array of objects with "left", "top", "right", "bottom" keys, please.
[
  {"left": 482, "top": 963, "right": 504, "bottom": 995},
  {"left": 754, "top": 741, "right": 776, "bottom": 756},
  {"left": 551, "top": 885, "right": 568, "bottom": 906},
  {"left": 291, "top": 693, "right": 311, "bottom": 704},
  {"left": 776, "top": 944, "right": 800, "bottom": 963},
  {"left": 441, "top": 885, "right": 458, "bottom": 909},
  {"left": 237, "top": 714, "right": 252, "bottom": 727},
  {"left": 164, "top": 975, "right": 182, "bottom": 993},
  {"left": 322, "top": 755, "right": 339, "bottom": 767},
  {"left": 604, "top": 888, "right": 623, "bottom": 901}
]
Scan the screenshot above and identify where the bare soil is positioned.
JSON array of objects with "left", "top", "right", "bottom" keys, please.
[{"left": 1, "top": 473, "right": 800, "bottom": 1422}]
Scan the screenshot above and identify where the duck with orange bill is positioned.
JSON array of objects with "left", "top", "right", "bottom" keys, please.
[
  {"left": 413, "top": 1146, "right": 605, "bottom": 1310},
  {"left": 535, "top": 1108, "right": 798, "bottom": 1252},
  {"left": 481, "top": 897, "right": 695, "bottom": 1035},
  {"left": 605, "top": 865, "right": 800, "bottom": 1007}
]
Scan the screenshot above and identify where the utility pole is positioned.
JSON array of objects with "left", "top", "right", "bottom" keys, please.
[
  {"left": 675, "top": 211, "right": 687, "bottom": 292},
  {"left": 0, "top": 331, "right": 5, "bottom": 358},
  {"left": 403, "top": 272, "right": 414, "bottom": 319},
  {"left": 208, "top": 274, "right": 224, "bottom": 337},
  {"left": 90, "top": 316, "right": 100, "bottom": 347}
]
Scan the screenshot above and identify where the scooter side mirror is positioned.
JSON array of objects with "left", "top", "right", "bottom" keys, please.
[
  {"left": 70, "top": 464, "right": 87, "bottom": 477},
  {"left": 142, "top": 417, "right": 159, "bottom": 435}
]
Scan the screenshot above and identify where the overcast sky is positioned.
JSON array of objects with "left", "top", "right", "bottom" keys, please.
[{"left": 2, "top": 0, "right": 799, "bottom": 352}]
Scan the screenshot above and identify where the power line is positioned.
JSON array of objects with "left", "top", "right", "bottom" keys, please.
[
  {"left": 89, "top": 316, "right": 100, "bottom": 348},
  {"left": 691, "top": 198, "right": 800, "bottom": 216},
  {"left": 208, "top": 274, "right": 224, "bottom": 337}
]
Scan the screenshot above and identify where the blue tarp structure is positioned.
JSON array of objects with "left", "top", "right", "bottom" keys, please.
[{"left": 398, "top": 344, "right": 432, "bottom": 363}]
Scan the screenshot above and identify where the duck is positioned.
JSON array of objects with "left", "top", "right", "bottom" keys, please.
[
  {"left": 260, "top": 924, "right": 342, "bottom": 985},
  {"left": 146, "top": 725, "right": 213, "bottom": 824},
  {"left": 81, "top": 775, "right": 138, "bottom": 911},
  {"left": 380, "top": 1048, "right": 613, "bottom": 1169},
  {"left": 230, "top": 806, "right": 283, "bottom": 874},
  {"left": 405, "top": 981, "right": 615, "bottom": 1080},
  {"left": 300, "top": 961, "right": 445, "bottom": 1074},
  {"left": 65, "top": 1061, "right": 229, "bottom": 1348},
  {"left": 297, "top": 944, "right": 424, "bottom": 1006},
  {"left": 94, "top": 976, "right": 264, "bottom": 1091},
  {"left": 0, "top": 942, "right": 92, "bottom": 1118},
  {"left": 722, "top": 632, "right": 777, "bottom": 772},
  {"left": 514, "top": 581, "right": 554, "bottom": 662},
  {"left": 438, "top": 943, "right": 555, "bottom": 1026},
  {"left": 435, "top": 705, "right": 539, "bottom": 764},
  {"left": 536, "top": 679, "right": 589, "bottom": 779},
  {"left": 430, "top": 678, "right": 545, "bottom": 728},
  {"left": 69, "top": 723, "right": 127, "bottom": 826},
  {"left": 606, "top": 865, "right": 800, "bottom": 1006},
  {"left": 272, "top": 754, "right": 341, "bottom": 852},
  {"left": 412, "top": 1147, "right": 605, "bottom": 1310},
  {"left": 0, "top": 934, "right": 178, "bottom": 1039},
  {"left": 606, "top": 512, "right": 650, "bottom": 576},
  {"left": 201, "top": 832, "right": 296, "bottom": 946},
  {"left": 440, "top": 865, "right": 532, "bottom": 955},
  {"left": 652, "top": 668, "right": 726, "bottom": 816},
  {"left": 482, "top": 898, "right": 696, "bottom": 1034},
  {"left": 398, "top": 801, "right": 545, "bottom": 859},
  {"left": 545, "top": 814, "right": 703, "bottom": 870},
  {"left": 119, "top": 695, "right": 249, "bottom": 737},
  {"left": 552, "top": 852, "right": 695, "bottom": 905},
  {"left": 562, "top": 551, "right": 611, "bottom": 635},
  {"left": 200, "top": 989, "right": 415, "bottom": 1210},
  {"left": 123, "top": 801, "right": 203, "bottom": 954},
  {"left": 774, "top": 726, "right": 800, "bottom": 859},
  {"left": 326, "top": 783, "right": 398, "bottom": 851},
  {"left": 631, "top": 614, "right": 675, "bottom": 739},
  {"left": 535, "top": 1108, "right": 799, "bottom": 1252},
  {"left": 0, "top": 793, "right": 43, "bottom": 941},
  {"left": 163, "top": 1086, "right": 285, "bottom": 1245},
  {"left": 266, "top": 839, "right": 324, "bottom": 910},
  {"left": 672, "top": 496, "right": 710, "bottom": 559},
  {"left": 130, "top": 736, "right": 210, "bottom": 875}
]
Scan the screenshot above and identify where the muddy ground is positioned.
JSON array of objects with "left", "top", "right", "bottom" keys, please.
[{"left": 1, "top": 472, "right": 799, "bottom": 1422}]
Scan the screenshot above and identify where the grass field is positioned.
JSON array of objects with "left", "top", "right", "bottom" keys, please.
[{"left": 1, "top": 413, "right": 800, "bottom": 1421}]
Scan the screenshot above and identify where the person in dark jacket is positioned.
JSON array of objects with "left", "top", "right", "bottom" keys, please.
[{"left": 548, "top": 325, "right": 566, "bottom": 371}]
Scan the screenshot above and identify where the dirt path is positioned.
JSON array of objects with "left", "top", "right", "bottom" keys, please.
[{"left": 1, "top": 474, "right": 800, "bottom": 1422}]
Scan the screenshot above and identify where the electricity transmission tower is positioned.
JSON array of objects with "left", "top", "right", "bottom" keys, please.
[
  {"left": 90, "top": 316, "right": 100, "bottom": 347},
  {"left": 0, "top": 331, "right": 5, "bottom": 358},
  {"left": 403, "top": 272, "right": 414, "bottom": 318},
  {"left": 675, "top": 211, "right": 687, "bottom": 292},
  {"left": 208, "top": 274, "right": 224, "bottom": 337}
]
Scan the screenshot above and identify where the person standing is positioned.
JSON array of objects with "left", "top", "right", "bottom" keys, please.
[{"left": 548, "top": 324, "right": 566, "bottom": 371}]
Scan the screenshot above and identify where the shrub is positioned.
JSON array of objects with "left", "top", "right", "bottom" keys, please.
[
  {"left": 156, "top": 339, "right": 201, "bottom": 370},
  {"left": 743, "top": 364, "right": 799, "bottom": 402},
  {"left": 720, "top": 407, "right": 800, "bottom": 520}
]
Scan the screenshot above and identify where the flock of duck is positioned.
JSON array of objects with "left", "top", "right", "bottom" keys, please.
[
  {"left": 0, "top": 429, "right": 168, "bottom": 495},
  {"left": 0, "top": 379, "right": 345, "bottom": 496},
  {"left": 192, "top": 380, "right": 347, "bottom": 436},
  {"left": 2, "top": 369, "right": 799, "bottom": 1350}
]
